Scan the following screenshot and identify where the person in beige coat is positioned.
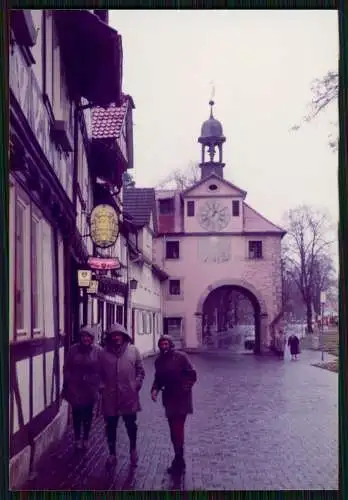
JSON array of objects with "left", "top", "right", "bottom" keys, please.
[{"left": 99, "top": 323, "right": 145, "bottom": 466}]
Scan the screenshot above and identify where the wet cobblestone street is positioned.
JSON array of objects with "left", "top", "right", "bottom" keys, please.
[{"left": 23, "top": 350, "right": 338, "bottom": 491}]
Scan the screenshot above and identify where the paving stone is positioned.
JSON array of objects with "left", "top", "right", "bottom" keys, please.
[{"left": 22, "top": 350, "right": 338, "bottom": 491}]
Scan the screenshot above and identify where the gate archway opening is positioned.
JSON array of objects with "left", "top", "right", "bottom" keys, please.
[{"left": 200, "top": 285, "right": 263, "bottom": 354}]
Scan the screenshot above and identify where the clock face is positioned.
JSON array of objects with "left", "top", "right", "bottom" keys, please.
[{"left": 197, "top": 200, "right": 230, "bottom": 232}]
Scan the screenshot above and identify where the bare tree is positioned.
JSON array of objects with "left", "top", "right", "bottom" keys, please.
[
  {"left": 156, "top": 161, "right": 200, "bottom": 190},
  {"left": 311, "top": 253, "right": 337, "bottom": 316},
  {"left": 291, "top": 70, "right": 338, "bottom": 151},
  {"left": 123, "top": 171, "right": 135, "bottom": 188},
  {"left": 282, "top": 205, "right": 335, "bottom": 333}
]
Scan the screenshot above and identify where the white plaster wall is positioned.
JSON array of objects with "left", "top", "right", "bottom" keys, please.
[
  {"left": 32, "top": 354, "right": 45, "bottom": 418},
  {"left": 130, "top": 258, "right": 162, "bottom": 356},
  {"left": 41, "top": 220, "right": 55, "bottom": 338},
  {"left": 45, "top": 351, "right": 54, "bottom": 405},
  {"left": 15, "top": 359, "right": 30, "bottom": 430},
  {"left": 59, "top": 346, "right": 65, "bottom": 393}
]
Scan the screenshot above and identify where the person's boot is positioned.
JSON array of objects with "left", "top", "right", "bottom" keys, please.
[
  {"left": 167, "top": 447, "right": 185, "bottom": 474},
  {"left": 130, "top": 448, "right": 138, "bottom": 466}
]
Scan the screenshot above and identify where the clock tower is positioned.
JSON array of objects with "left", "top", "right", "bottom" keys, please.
[{"left": 198, "top": 100, "right": 226, "bottom": 180}]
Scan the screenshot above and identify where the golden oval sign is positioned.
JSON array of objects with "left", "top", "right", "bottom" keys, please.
[{"left": 90, "top": 204, "right": 119, "bottom": 248}]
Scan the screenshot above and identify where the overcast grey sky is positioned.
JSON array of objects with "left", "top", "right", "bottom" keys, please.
[{"left": 110, "top": 10, "right": 338, "bottom": 227}]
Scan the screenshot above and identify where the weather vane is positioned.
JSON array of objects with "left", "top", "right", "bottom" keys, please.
[
  {"left": 209, "top": 81, "right": 215, "bottom": 117},
  {"left": 209, "top": 80, "right": 215, "bottom": 101}
]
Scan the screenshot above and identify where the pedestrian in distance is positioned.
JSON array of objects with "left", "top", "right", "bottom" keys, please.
[
  {"left": 288, "top": 333, "right": 300, "bottom": 360},
  {"left": 99, "top": 323, "right": 145, "bottom": 467},
  {"left": 62, "top": 326, "right": 102, "bottom": 451},
  {"left": 151, "top": 335, "right": 197, "bottom": 475},
  {"left": 283, "top": 334, "right": 292, "bottom": 361}
]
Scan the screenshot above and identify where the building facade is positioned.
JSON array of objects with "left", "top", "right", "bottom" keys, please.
[
  {"left": 123, "top": 188, "right": 168, "bottom": 356},
  {"left": 90, "top": 93, "right": 136, "bottom": 339},
  {"left": 9, "top": 9, "right": 124, "bottom": 487},
  {"left": 154, "top": 101, "right": 286, "bottom": 352}
]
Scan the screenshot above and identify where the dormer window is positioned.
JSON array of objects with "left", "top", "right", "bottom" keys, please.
[
  {"left": 159, "top": 198, "right": 174, "bottom": 215},
  {"left": 232, "top": 200, "right": 240, "bottom": 217},
  {"left": 208, "top": 184, "right": 218, "bottom": 191}
]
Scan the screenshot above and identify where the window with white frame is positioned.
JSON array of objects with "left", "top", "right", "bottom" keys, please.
[
  {"left": 15, "top": 189, "right": 31, "bottom": 338},
  {"left": 31, "top": 207, "right": 43, "bottom": 335},
  {"left": 148, "top": 312, "right": 152, "bottom": 334},
  {"left": 137, "top": 310, "right": 144, "bottom": 335},
  {"left": 11, "top": 181, "right": 56, "bottom": 341},
  {"left": 57, "top": 233, "right": 65, "bottom": 334},
  {"left": 142, "top": 311, "right": 147, "bottom": 334}
]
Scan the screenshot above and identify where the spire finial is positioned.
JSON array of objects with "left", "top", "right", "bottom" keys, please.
[{"left": 209, "top": 99, "right": 215, "bottom": 118}]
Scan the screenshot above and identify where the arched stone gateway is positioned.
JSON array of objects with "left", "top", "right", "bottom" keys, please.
[{"left": 195, "top": 279, "right": 269, "bottom": 354}]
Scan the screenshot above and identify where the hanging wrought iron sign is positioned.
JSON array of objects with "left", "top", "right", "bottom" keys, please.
[{"left": 90, "top": 204, "right": 119, "bottom": 249}]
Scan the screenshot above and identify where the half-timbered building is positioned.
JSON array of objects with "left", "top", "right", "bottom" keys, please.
[
  {"left": 90, "top": 94, "right": 136, "bottom": 337},
  {"left": 9, "top": 9, "right": 124, "bottom": 487}
]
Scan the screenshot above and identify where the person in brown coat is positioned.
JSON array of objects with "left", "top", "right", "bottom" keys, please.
[
  {"left": 151, "top": 335, "right": 197, "bottom": 474},
  {"left": 99, "top": 323, "right": 145, "bottom": 466},
  {"left": 62, "top": 326, "right": 102, "bottom": 450}
]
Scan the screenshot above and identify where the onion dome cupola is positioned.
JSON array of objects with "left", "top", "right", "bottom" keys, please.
[{"left": 198, "top": 100, "right": 226, "bottom": 179}]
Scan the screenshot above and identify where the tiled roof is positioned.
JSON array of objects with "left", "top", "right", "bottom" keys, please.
[
  {"left": 123, "top": 188, "right": 156, "bottom": 228},
  {"left": 243, "top": 203, "right": 286, "bottom": 235},
  {"left": 92, "top": 95, "right": 131, "bottom": 140}
]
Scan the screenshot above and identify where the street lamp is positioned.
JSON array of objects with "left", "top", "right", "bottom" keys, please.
[
  {"left": 130, "top": 278, "right": 138, "bottom": 290},
  {"left": 320, "top": 291, "right": 326, "bottom": 362}
]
